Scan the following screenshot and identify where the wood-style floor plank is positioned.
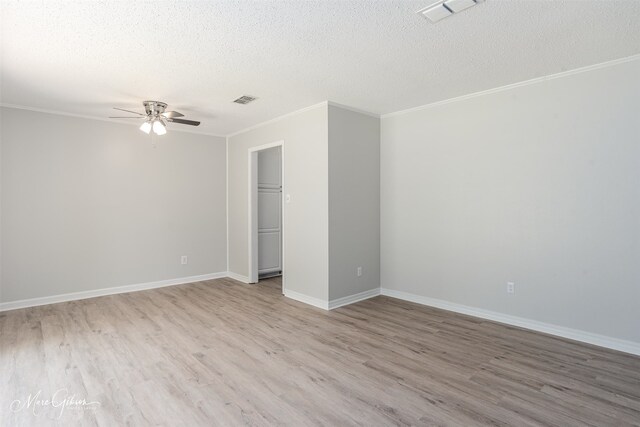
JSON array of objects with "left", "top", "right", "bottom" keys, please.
[{"left": 1, "top": 277, "right": 639, "bottom": 426}]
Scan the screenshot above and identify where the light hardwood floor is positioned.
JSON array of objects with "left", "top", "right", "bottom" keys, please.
[{"left": 1, "top": 277, "right": 639, "bottom": 426}]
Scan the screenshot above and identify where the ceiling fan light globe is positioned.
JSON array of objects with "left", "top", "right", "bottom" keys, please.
[
  {"left": 152, "top": 119, "right": 167, "bottom": 135},
  {"left": 139, "top": 121, "right": 152, "bottom": 134}
]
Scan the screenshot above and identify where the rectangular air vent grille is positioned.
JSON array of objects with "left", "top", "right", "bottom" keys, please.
[
  {"left": 233, "top": 95, "right": 257, "bottom": 104},
  {"left": 418, "top": 0, "right": 484, "bottom": 23}
]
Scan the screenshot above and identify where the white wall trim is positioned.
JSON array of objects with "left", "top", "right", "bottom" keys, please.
[
  {"left": 0, "top": 272, "right": 228, "bottom": 312},
  {"left": 227, "top": 271, "right": 251, "bottom": 284},
  {"left": 283, "top": 289, "right": 329, "bottom": 310},
  {"left": 327, "top": 101, "right": 380, "bottom": 118},
  {"left": 0, "top": 103, "right": 227, "bottom": 138},
  {"left": 283, "top": 288, "right": 380, "bottom": 311},
  {"left": 380, "top": 288, "right": 640, "bottom": 356},
  {"left": 381, "top": 53, "right": 640, "bottom": 119},
  {"left": 226, "top": 101, "right": 328, "bottom": 138},
  {"left": 328, "top": 288, "right": 381, "bottom": 310}
]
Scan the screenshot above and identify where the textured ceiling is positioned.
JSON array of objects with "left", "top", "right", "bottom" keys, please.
[{"left": 2, "top": 0, "right": 640, "bottom": 136}]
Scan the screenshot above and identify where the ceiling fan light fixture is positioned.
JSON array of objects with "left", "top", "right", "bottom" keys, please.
[
  {"left": 112, "top": 101, "right": 200, "bottom": 134},
  {"left": 152, "top": 119, "right": 167, "bottom": 136},
  {"left": 140, "top": 120, "right": 152, "bottom": 134}
]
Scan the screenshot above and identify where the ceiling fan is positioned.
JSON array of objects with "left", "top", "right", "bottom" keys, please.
[{"left": 109, "top": 101, "right": 200, "bottom": 135}]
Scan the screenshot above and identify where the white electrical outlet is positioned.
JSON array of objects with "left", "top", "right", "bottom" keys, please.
[
  {"left": 181, "top": 256, "right": 188, "bottom": 265},
  {"left": 357, "top": 267, "right": 363, "bottom": 277},
  {"left": 507, "top": 282, "right": 515, "bottom": 294}
]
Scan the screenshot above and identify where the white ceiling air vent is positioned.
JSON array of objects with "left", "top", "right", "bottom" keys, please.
[
  {"left": 418, "top": 0, "right": 484, "bottom": 23},
  {"left": 420, "top": 3, "right": 451, "bottom": 22},
  {"left": 445, "top": 0, "right": 476, "bottom": 13},
  {"left": 233, "top": 95, "right": 257, "bottom": 104}
]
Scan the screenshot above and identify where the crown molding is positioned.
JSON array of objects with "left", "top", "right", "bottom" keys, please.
[
  {"left": 0, "top": 103, "right": 227, "bottom": 138},
  {"left": 226, "top": 100, "right": 381, "bottom": 139},
  {"left": 327, "top": 101, "right": 380, "bottom": 118},
  {"left": 381, "top": 53, "right": 640, "bottom": 119},
  {"left": 4, "top": 53, "right": 638, "bottom": 137},
  {"left": 226, "top": 101, "right": 329, "bottom": 138}
]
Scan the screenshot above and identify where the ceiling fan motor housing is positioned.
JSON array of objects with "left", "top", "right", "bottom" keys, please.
[{"left": 143, "top": 101, "right": 167, "bottom": 116}]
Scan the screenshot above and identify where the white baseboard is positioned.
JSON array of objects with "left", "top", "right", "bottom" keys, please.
[
  {"left": 329, "top": 288, "right": 381, "bottom": 310},
  {"left": 283, "top": 289, "right": 329, "bottom": 310},
  {"left": 0, "top": 272, "right": 228, "bottom": 312},
  {"left": 283, "top": 288, "right": 381, "bottom": 311},
  {"left": 380, "top": 288, "right": 640, "bottom": 356},
  {"left": 227, "top": 272, "right": 251, "bottom": 284}
]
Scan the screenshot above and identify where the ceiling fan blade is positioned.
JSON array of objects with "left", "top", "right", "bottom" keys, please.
[
  {"left": 109, "top": 116, "right": 143, "bottom": 119},
  {"left": 168, "top": 118, "right": 200, "bottom": 126},
  {"left": 162, "top": 111, "right": 184, "bottom": 119},
  {"left": 113, "top": 107, "right": 145, "bottom": 116}
]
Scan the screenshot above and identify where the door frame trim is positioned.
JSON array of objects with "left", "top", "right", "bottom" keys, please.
[{"left": 248, "top": 140, "right": 285, "bottom": 291}]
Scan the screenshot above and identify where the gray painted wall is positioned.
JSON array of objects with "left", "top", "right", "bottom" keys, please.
[
  {"left": 227, "top": 105, "right": 329, "bottom": 300},
  {"left": 381, "top": 59, "right": 640, "bottom": 342},
  {"left": 328, "top": 105, "right": 380, "bottom": 300},
  {"left": 1, "top": 108, "right": 227, "bottom": 302}
]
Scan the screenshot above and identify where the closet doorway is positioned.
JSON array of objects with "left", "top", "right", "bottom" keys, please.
[{"left": 248, "top": 141, "right": 285, "bottom": 291}]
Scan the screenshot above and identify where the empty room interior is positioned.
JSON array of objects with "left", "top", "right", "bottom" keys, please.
[{"left": 1, "top": 0, "right": 640, "bottom": 425}]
